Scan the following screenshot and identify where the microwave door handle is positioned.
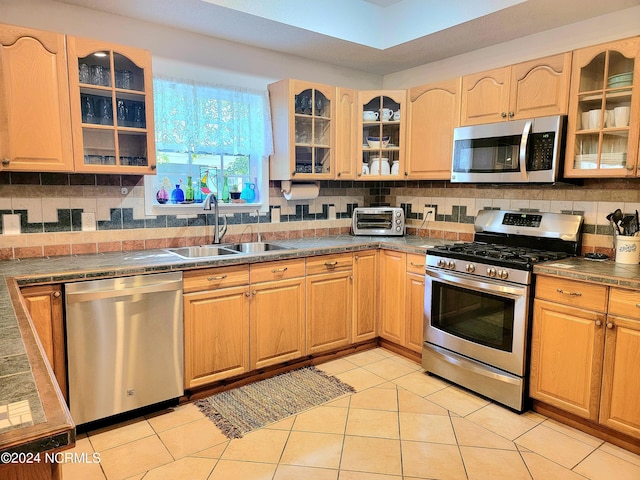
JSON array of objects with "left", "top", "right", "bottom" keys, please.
[{"left": 519, "top": 120, "right": 533, "bottom": 181}]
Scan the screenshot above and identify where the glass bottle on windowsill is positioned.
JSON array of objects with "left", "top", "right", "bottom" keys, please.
[
  {"left": 185, "top": 176, "right": 194, "bottom": 202},
  {"left": 221, "top": 174, "right": 230, "bottom": 203}
]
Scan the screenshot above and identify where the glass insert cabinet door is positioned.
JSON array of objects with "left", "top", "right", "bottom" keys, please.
[
  {"left": 292, "top": 85, "right": 333, "bottom": 177},
  {"left": 358, "top": 90, "right": 406, "bottom": 179},
  {"left": 566, "top": 38, "right": 640, "bottom": 177},
  {"left": 67, "top": 37, "right": 156, "bottom": 173}
]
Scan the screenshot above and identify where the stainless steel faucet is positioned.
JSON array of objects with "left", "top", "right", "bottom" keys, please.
[
  {"left": 203, "top": 193, "right": 227, "bottom": 244},
  {"left": 255, "top": 209, "right": 261, "bottom": 243}
]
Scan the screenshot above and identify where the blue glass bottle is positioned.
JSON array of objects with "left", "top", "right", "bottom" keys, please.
[{"left": 171, "top": 184, "right": 184, "bottom": 203}]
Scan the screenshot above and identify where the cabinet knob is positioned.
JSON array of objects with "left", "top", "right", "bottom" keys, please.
[
  {"left": 291, "top": 171, "right": 296, "bottom": 176},
  {"left": 595, "top": 320, "right": 602, "bottom": 327},
  {"left": 337, "top": 172, "right": 341, "bottom": 177},
  {"left": 150, "top": 164, "right": 157, "bottom": 170},
  {"left": 245, "top": 291, "right": 251, "bottom": 297},
  {"left": 2, "top": 158, "right": 9, "bottom": 167},
  {"left": 404, "top": 172, "right": 408, "bottom": 176},
  {"left": 354, "top": 255, "right": 359, "bottom": 261},
  {"left": 53, "top": 291, "right": 61, "bottom": 298},
  {"left": 606, "top": 322, "right": 614, "bottom": 329},
  {"left": 508, "top": 111, "right": 515, "bottom": 118},
  {"left": 501, "top": 112, "right": 507, "bottom": 118}
]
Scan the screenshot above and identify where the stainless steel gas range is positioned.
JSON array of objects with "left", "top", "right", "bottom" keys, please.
[{"left": 422, "top": 209, "right": 583, "bottom": 412}]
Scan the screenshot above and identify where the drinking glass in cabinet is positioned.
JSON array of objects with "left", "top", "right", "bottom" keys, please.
[{"left": 79, "top": 63, "right": 90, "bottom": 84}]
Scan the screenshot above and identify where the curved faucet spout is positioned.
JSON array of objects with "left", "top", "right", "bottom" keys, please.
[{"left": 203, "top": 193, "right": 226, "bottom": 244}]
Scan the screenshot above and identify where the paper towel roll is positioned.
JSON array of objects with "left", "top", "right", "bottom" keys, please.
[{"left": 282, "top": 182, "right": 319, "bottom": 200}]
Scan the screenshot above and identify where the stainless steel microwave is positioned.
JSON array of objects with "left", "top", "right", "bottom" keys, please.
[
  {"left": 351, "top": 207, "right": 405, "bottom": 236},
  {"left": 451, "top": 115, "right": 566, "bottom": 183}
]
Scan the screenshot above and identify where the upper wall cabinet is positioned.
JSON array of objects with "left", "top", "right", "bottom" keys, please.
[
  {"left": 564, "top": 37, "right": 640, "bottom": 178},
  {"left": 269, "top": 79, "right": 336, "bottom": 180},
  {"left": 67, "top": 36, "right": 156, "bottom": 174},
  {"left": 406, "top": 78, "right": 461, "bottom": 180},
  {"left": 460, "top": 52, "right": 572, "bottom": 126},
  {"left": 357, "top": 90, "right": 406, "bottom": 180},
  {"left": 335, "top": 87, "right": 358, "bottom": 180},
  {"left": 0, "top": 24, "right": 74, "bottom": 172}
]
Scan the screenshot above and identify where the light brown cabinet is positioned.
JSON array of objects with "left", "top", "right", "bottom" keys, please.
[
  {"left": 357, "top": 90, "right": 406, "bottom": 180},
  {"left": 21, "top": 285, "right": 67, "bottom": 400},
  {"left": 530, "top": 276, "right": 640, "bottom": 440},
  {"left": 564, "top": 37, "right": 640, "bottom": 178},
  {"left": 460, "top": 53, "right": 571, "bottom": 126},
  {"left": 335, "top": 87, "right": 358, "bottom": 180},
  {"left": 269, "top": 79, "right": 335, "bottom": 180},
  {"left": 405, "top": 253, "right": 426, "bottom": 353},
  {"left": 306, "top": 253, "right": 353, "bottom": 354},
  {"left": 379, "top": 249, "right": 406, "bottom": 344},
  {"left": 249, "top": 259, "right": 306, "bottom": 369},
  {"left": 406, "top": 78, "right": 460, "bottom": 180},
  {"left": 67, "top": 36, "right": 156, "bottom": 174},
  {"left": 183, "top": 265, "right": 250, "bottom": 388},
  {"left": 0, "top": 24, "right": 74, "bottom": 172},
  {"left": 353, "top": 250, "right": 379, "bottom": 343}
]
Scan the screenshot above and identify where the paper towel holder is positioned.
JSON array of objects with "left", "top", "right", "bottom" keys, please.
[{"left": 280, "top": 180, "right": 320, "bottom": 195}]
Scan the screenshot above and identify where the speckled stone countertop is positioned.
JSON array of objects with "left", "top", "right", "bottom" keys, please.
[
  {"left": 534, "top": 257, "right": 640, "bottom": 289},
  {"left": 0, "top": 235, "right": 443, "bottom": 456}
]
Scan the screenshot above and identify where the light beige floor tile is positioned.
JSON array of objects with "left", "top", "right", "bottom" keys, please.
[
  {"left": 340, "top": 435, "right": 402, "bottom": 476},
  {"left": 460, "top": 446, "right": 530, "bottom": 480},
  {"left": 401, "top": 440, "right": 467, "bottom": 479},
  {"left": 61, "top": 459, "right": 106, "bottom": 480},
  {"left": 574, "top": 448, "right": 640, "bottom": 480},
  {"left": 399, "top": 412, "right": 457, "bottom": 444},
  {"left": 123, "top": 475, "right": 145, "bottom": 480},
  {"left": 334, "top": 367, "right": 386, "bottom": 391},
  {"left": 451, "top": 416, "right": 516, "bottom": 450},
  {"left": 146, "top": 403, "right": 205, "bottom": 433},
  {"left": 375, "top": 381, "right": 400, "bottom": 389},
  {"left": 142, "top": 456, "right": 216, "bottom": 480},
  {"left": 189, "top": 441, "right": 229, "bottom": 459},
  {"left": 99, "top": 435, "right": 173, "bottom": 480},
  {"left": 397, "top": 388, "right": 449, "bottom": 416},
  {"left": 387, "top": 354, "right": 421, "bottom": 370},
  {"left": 521, "top": 451, "right": 587, "bottom": 480},
  {"left": 515, "top": 423, "right": 597, "bottom": 469},
  {"left": 292, "top": 405, "right": 348, "bottom": 434},
  {"left": 393, "top": 371, "right": 450, "bottom": 397},
  {"left": 375, "top": 348, "right": 396, "bottom": 358},
  {"left": 345, "top": 408, "right": 400, "bottom": 439},
  {"left": 88, "top": 417, "right": 156, "bottom": 452},
  {"left": 339, "top": 470, "right": 401, "bottom": 479},
  {"left": 208, "top": 459, "right": 277, "bottom": 480},
  {"left": 343, "top": 349, "right": 388, "bottom": 366},
  {"left": 349, "top": 387, "right": 398, "bottom": 411},
  {"left": 280, "top": 431, "right": 344, "bottom": 469},
  {"left": 599, "top": 442, "right": 640, "bottom": 467},
  {"left": 465, "top": 402, "right": 544, "bottom": 441},
  {"left": 426, "top": 385, "right": 490, "bottom": 417},
  {"left": 362, "top": 358, "right": 419, "bottom": 380},
  {"left": 266, "top": 415, "right": 296, "bottom": 431},
  {"left": 542, "top": 418, "right": 604, "bottom": 448},
  {"left": 158, "top": 416, "right": 229, "bottom": 459},
  {"left": 221, "top": 427, "right": 289, "bottom": 463},
  {"left": 274, "top": 464, "right": 338, "bottom": 480},
  {"left": 316, "top": 358, "right": 359, "bottom": 376},
  {"left": 325, "top": 396, "right": 351, "bottom": 408}
]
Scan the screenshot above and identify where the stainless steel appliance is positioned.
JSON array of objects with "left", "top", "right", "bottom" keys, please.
[
  {"left": 423, "top": 210, "right": 582, "bottom": 411},
  {"left": 352, "top": 207, "right": 405, "bottom": 236},
  {"left": 451, "top": 115, "right": 566, "bottom": 183},
  {"left": 65, "top": 272, "right": 184, "bottom": 425}
]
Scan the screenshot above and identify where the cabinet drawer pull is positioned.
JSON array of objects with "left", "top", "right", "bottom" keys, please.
[
  {"left": 207, "top": 274, "right": 227, "bottom": 281},
  {"left": 324, "top": 261, "right": 338, "bottom": 269},
  {"left": 271, "top": 267, "right": 288, "bottom": 273},
  {"left": 556, "top": 288, "right": 582, "bottom": 297},
  {"left": 410, "top": 262, "right": 425, "bottom": 268}
]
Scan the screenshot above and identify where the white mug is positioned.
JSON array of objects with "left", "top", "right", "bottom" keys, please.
[
  {"left": 370, "top": 157, "right": 390, "bottom": 175},
  {"left": 393, "top": 110, "right": 400, "bottom": 121},
  {"left": 391, "top": 160, "right": 399, "bottom": 175},
  {"left": 381, "top": 108, "right": 394, "bottom": 121},
  {"left": 580, "top": 111, "right": 590, "bottom": 130},
  {"left": 363, "top": 110, "right": 378, "bottom": 121},
  {"left": 614, "top": 106, "right": 630, "bottom": 127},
  {"left": 589, "top": 109, "right": 602, "bottom": 130},
  {"left": 361, "top": 164, "right": 369, "bottom": 175}
]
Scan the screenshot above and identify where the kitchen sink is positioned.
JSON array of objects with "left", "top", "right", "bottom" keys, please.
[
  {"left": 165, "top": 245, "right": 241, "bottom": 258},
  {"left": 223, "top": 242, "right": 292, "bottom": 253}
]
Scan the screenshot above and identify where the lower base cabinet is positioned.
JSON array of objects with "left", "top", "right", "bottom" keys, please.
[
  {"left": 353, "top": 250, "right": 379, "bottom": 342},
  {"left": 379, "top": 250, "right": 406, "bottom": 344},
  {"left": 405, "top": 253, "right": 426, "bottom": 353}
]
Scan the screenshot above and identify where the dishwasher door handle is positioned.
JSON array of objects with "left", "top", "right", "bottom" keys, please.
[{"left": 65, "top": 279, "right": 182, "bottom": 304}]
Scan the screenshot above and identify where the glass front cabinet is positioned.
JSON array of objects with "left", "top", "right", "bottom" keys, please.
[
  {"left": 357, "top": 90, "right": 406, "bottom": 179},
  {"left": 565, "top": 38, "right": 640, "bottom": 177},
  {"left": 67, "top": 37, "right": 156, "bottom": 174},
  {"left": 268, "top": 79, "right": 335, "bottom": 180}
]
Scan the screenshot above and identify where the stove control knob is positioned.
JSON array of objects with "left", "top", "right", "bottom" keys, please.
[
  {"left": 447, "top": 260, "right": 456, "bottom": 269},
  {"left": 437, "top": 259, "right": 446, "bottom": 268},
  {"left": 487, "top": 267, "right": 496, "bottom": 277},
  {"left": 465, "top": 264, "right": 475, "bottom": 273},
  {"left": 498, "top": 269, "right": 509, "bottom": 279}
]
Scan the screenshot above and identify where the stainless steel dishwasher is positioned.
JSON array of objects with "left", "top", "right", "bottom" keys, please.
[{"left": 65, "top": 272, "right": 184, "bottom": 425}]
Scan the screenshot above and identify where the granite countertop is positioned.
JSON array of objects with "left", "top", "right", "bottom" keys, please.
[
  {"left": 0, "top": 235, "right": 442, "bottom": 456},
  {"left": 534, "top": 257, "right": 640, "bottom": 290}
]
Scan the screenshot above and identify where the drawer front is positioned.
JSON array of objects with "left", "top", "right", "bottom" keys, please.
[
  {"left": 183, "top": 265, "right": 249, "bottom": 293},
  {"left": 609, "top": 288, "right": 640, "bottom": 320},
  {"left": 250, "top": 259, "right": 305, "bottom": 283},
  {"left": 535, "top": 276, "right": 607, "bottom": 312},
  {"left": 306, "top": 253, "right": 353, "bottom": 275},
  {"left": 406, "top": 253, "right": 426, "bottom": 275}
]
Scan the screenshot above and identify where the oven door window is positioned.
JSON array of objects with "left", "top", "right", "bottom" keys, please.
[
  {"left": 430, "top": 281, "right": 515, "bottom": 352},
  {"left": 356, "top": 213, "right": 392, "bottom": 231}
]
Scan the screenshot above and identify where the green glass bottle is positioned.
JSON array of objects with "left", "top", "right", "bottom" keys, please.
[
  {"left": 185, "top": 176, "right": 194, "bottom": 202},
  {"left": 221, "top": 174, "right": 230, "bottom": 203}
]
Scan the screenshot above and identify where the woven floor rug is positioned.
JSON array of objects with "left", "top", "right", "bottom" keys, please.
[{"left": 195, "top": 366, "right": 355, "bottom": 439}]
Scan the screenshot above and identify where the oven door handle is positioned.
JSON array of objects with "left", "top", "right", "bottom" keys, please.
[
  {"left": 425, "top": 268, "right": 527, "bottom": 298},
  {"left": 519, "top": 120, "right": 532, "bottom": 181}
]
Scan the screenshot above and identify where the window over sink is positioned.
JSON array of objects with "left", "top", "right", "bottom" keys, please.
[{"left": 144, "top": 76, "right": 273, "bottom": 215}]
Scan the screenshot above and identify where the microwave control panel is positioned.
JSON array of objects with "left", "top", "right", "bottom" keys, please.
[{"left": 529, "top": 132, "right": 556, "bottom": 171}]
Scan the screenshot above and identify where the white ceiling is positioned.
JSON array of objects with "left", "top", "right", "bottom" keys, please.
[{"left": 56, "top": 0, "right": 640, "bottom": 74}]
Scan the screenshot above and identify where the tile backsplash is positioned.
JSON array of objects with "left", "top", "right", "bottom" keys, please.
[{"left": 0, "top": 171, "right": 638, "bottom": 260}]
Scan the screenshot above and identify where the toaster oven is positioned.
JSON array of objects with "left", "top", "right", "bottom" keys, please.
[{"left": 351, "top": 207, "right": 405, "bottom": 236}]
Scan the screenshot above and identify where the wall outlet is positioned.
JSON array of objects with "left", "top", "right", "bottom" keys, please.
[
  {"left": 271, "top": 206, "right": 281, "bottom": 223},
  {"left": 2, "top": 214, "right": 21, "bottom": 235},
  {"left": 81, "top": 212, "right": 97, "bottom": 232},
  {"left": 423, "top": 207, "right": 436, "bottom": 220}
]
